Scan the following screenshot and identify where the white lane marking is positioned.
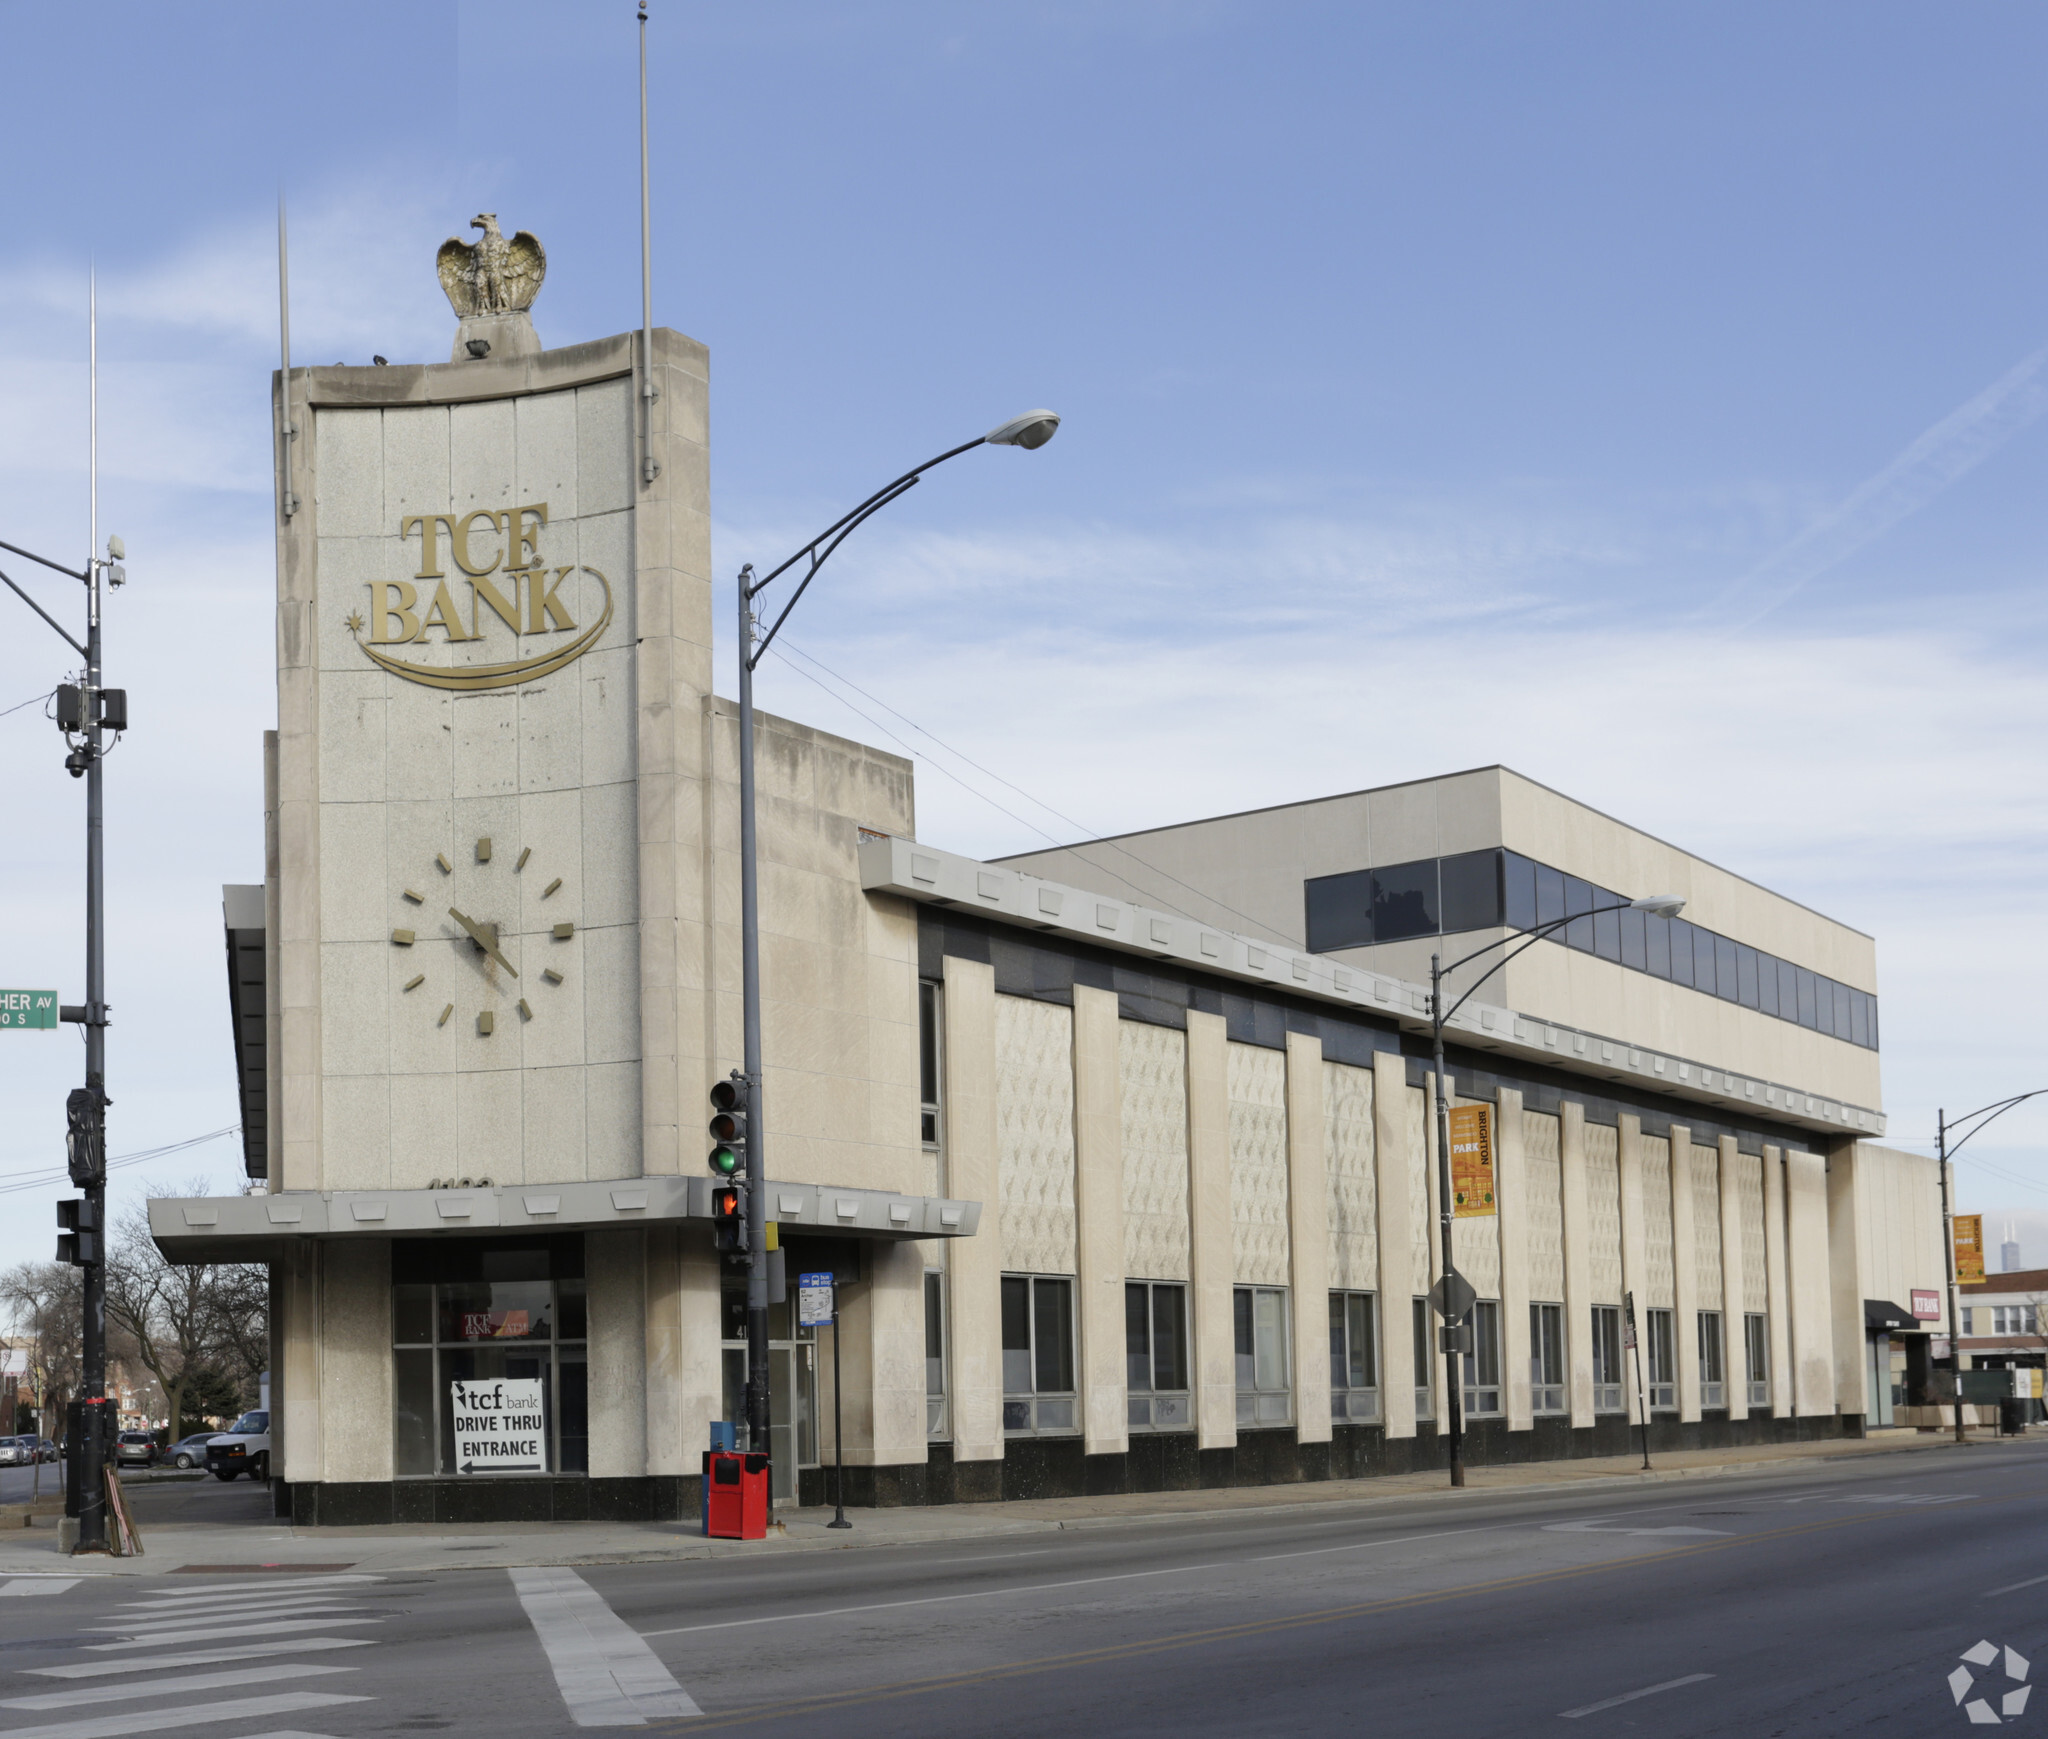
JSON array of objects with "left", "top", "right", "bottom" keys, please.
[
  {"left": 920, "top": 1551, "right": 1055, "bottom": 1567},
  {"left": 1561, "top": 1672, "right": 1715, "bottom": 1718},
  {"left": 0, "top": 1691, "right": 370, "bottom": 1739},
  {"left": 98, "top": 1600, "right": 366, "bottom": 1627},
  {"left": 1, "top": 1579, "right": 82, "bottom": 1597},
  {"left": 141, "top": 1576, "right": 380, "bottom": 1597},
  {"left": 639, "top": 1560, "right": 1232, "bottom": 1639},
  {"left": 28, "top": 1640, "right": 377, "bottom": 1679},
  {"left": 511, "top": 1566, "right": 703, "bottom": 1726},
  {"left": 1253, "top": 1522, "right": 1517, "bottom": 1563},
  {"left": 1984, "top": 1573, "right": 2048, "bottom": 1598},
  {"left": 2, "top": 1664, "right": 355, "bottom": 1711},
  {"left": 1839, "top": 1493, "right": 1974, "bottom": 1505},
  {"left": 85, "top": 1617, "right": 383, "bottom": 1650},
  {"left": 1542, "top": 1520, "right": 1730, "bottom": 1538}
]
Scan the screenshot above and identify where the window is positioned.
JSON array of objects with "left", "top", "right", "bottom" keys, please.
[
  {"left": 1503, "top": 851, "right": 1538, "bottom": 932},
  {"left": 918, "top": 981, "right": 942, "bottom": 1147},
  {"left": 1735, "top": 944, "right": 1760, "bottom": 1009},
  {"left": 1438, "top": 850, "right": 1502, "bottom": 934},
  {"left": 1592, "top": 898, "right": 1621, "bottom": 963},
  {"left": 1620, "top": 905, "right": 1647, "bottom": 972},
  {"left": 1303, "top": 868, "right": 1375, "bottom": 953},
  {"left": 1991, "top": 1306, "right": 2039, "bottom": 1337},
  {"left": 1961, "top": 1307, "right": 1974, "bottom": 1335},
  {"left": 1463, "top": 1300, "right": 1502, "bottom": 1416},
  {"left": 1127, "top": 1282, "right": 1191, "bottom": 1431},
  {"left": 1645, "top": 911, "right": 1672, "bottom": 979},
  {"left": 1694, "top": 925, "right": 1718, "bottom": 997},
  {"left": 924, "top": 1270, "right": 947, "bottom": 1439},
  {"left": 1646, "top": 1308, "right": 1676, "bottom": 1410},
  {"left": 391, "top": 1235, "right": 588, "bottom": 1478},
  {"left": 1564, "top": 876, "right": 1595, "bottom": 952},
  {"left": 1744, "top": 1312, "right": 1769, "bottom": 1408},
  {"left": 1371, "top": 860, "right": 1439, "bottom": 942},
  {"left": 1668, "top": 919, "right": 1695, "bottom": 988},
  {"left": 1413, "top": 1296, "right": 1433, "bottom": 1420},
  {"left": 1591, "top": 1305, "right": 1624, "bottom": 1413},
  {"left": 1530, "top": 1303, "right": 1566, "bottom": 1414},
  {"left": 1698, "top": 1311, "right": 1725, "bottom": 1408},
  {"left": 1328, "top": 1292, "right": 1380, "bottom": 1422},
  {"left": 1002, "top": 1274, "right": 1076, "bottom": 1435},
  {"left": 1234, "top": 1287, "right": 1292, "bottom": 1424}
]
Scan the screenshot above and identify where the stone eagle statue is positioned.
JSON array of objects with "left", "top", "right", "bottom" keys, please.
[{"left": 437, "top": 214, "right": 546, "bottom": 317}]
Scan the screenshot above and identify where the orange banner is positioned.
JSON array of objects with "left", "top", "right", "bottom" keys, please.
[
  {"left": 1955, "top": 1213, "right": 1984, "bottom": 1283},
  {"left": 1449, "top": 1103, "right": 1496, "bottom": 1217}
]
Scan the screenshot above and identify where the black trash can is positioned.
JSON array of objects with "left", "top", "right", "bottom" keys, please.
[{"left": 1999, "top": 1397, "right": 2026, "bottom": 1436}]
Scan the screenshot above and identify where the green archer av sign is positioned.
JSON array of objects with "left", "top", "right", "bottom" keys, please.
[{"left": 0, "top": 991, "right": 58, "bottom": 1030}]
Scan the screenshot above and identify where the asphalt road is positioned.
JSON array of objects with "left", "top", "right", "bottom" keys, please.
[{"left": 3, "top": 1440, "right": 2045, "bottom": 1738}]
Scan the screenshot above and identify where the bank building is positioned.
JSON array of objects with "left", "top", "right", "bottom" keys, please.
[{"left": 156, "top": 224, "right": 1953, "bottom": 1526}]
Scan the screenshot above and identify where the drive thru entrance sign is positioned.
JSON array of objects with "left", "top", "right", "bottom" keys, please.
[{"left": 450, "top": 1377, "right": 546, "bottom": 1472}]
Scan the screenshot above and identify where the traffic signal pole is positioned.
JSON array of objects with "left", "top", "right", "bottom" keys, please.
[
  {"left": 735, "top": 583, "right": 771, "bottom": 1465},
  {"left": 76, "top": 533, "right": 109, "bottom": 1555}
]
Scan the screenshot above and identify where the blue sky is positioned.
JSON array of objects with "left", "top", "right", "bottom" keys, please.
[{"left": 2, "top": 1, "right": 2047, "bottom": 1272}]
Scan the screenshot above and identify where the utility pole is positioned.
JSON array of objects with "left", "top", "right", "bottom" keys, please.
[{"left": 1938, "top": 1111, "right": 1966, "bottom": 1445}]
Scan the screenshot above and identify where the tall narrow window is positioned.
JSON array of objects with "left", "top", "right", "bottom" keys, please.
[
  {"left": 1590, "top": 1305, "right": 1624, "bottom": 1413},
  {"left": 1463, "top": 1300, "right": 1502, "bottom": 1416},
  {"left": 918, "top": 980, "right": 942, "bottom": 1150},
  {"left": 1233, "top": 1286, "right": 1292, "bottom": 1425},
  {"left": 1697, "top": 1311, "right": 1725, "bottom": 1408},
  {"left": 1529, "top": 1302, "right": 1565, "bottom": 1414},
  {"left": 1328, "top": 1292, "right": 1380, "bottom": 1422},
  {"left": 924, "top": 1270, "right": 947, "bottom": 1440},
  {"left": 1001, "top": 1274, "right": 1075, "bottom": 1435},
  {"left": 1646, "top": 1308, "right": 1676, "bottom": 1410},
  {"left": 1413, "top": 1296, "right": 1433, "bottom": 1421},
  {"left": 1744, "top": 1312, "right": 1769, "bottom": 1408},
  {"left": 1126, "top": 1281, "right": 1190, "bottom": 1431}
]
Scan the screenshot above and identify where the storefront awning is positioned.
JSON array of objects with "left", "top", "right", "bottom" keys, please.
[
  {"left": 1865, "top": 1298, "right": 1924, "bottom": 1333},
  {"left": 149, "top": 1177, "right": 981, "bottom": 1267}
]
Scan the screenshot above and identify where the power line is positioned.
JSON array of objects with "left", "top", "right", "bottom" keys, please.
[
  {"left": 0, "top": 1125, "right": 240, "bottom": 1198},
  {"left": 0, "top": 689, "right": 52, "bottom": 721}
]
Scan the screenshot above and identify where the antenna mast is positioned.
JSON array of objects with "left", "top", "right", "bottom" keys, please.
[
  {"left": 638, "top": 1, "right": 659, "bottom": 486},
  {"left": 278, "top": 196, "right": 297, "bottom": 518}
]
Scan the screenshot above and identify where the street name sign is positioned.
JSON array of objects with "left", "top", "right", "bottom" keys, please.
[
  {"left": 0, "top": 991, "right": 57, "bottom": 1030},
  {"left": 449, "top": 1376, "right": 546, "bottom": 1473}
]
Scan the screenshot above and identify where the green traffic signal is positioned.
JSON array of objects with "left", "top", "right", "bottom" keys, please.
[{"left": 709, "top": 1142, "right": 741, "bottom": 1177}]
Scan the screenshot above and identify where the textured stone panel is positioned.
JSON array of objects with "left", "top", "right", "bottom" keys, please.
[
  {"left": 1324, "top": 1060, "right": 1377, "bottom": 1292},
  {"left": 995, "top": 993, "right": 1077, "bottom": 1275},
  {"left": 1408, "top": 1086, "right": 1432, "bottom": 1285},
  {"left": 1227, "top": 1042, "right": 1289, "bottom": 1286},
  {"left": 1451, "top": 1099, "right": 1501, "bottom": 1300},
  {"left": 1739, "top": 1152, "right": 1768, "bottom": 1313},
  {"left": 1585, "top": 1122, "right": 1622, "bottom": 1304},
  {"left": 1640, "top": 1132, "right": 1676, "bottom": 1309},
  {"left": 1524, "top": 1111, "right": 1564, "bottom": 1302},
  {"left": 1692, "top": 1144, "right": 1724, "bottom": 1307},
  {"left": 1120, "top": 1020, "right": 1190, "bottom": 1281}
]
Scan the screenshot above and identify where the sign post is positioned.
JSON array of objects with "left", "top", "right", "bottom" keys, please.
[
  {"left": 1624, "top": 1291, "right": 1650, "bottom": 1471},
  {"left": 0, "top": 992, "right": 58, "bottom": 1030},
  {"left": 796, "top": 1272, "right": 846, "bottom": 1528}
]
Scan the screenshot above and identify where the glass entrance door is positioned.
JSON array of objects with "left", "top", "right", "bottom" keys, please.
[{"left": 719, "top": 1340, "right": 817, "bottom": 1505}]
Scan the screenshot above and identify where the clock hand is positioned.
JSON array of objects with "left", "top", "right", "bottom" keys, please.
[{"left": 448, "top": 906, "right": 520, "bottom": 978}]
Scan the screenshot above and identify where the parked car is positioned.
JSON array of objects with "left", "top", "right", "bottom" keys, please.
[
  {"left": 163, "top": 1433, "right": 217, "bottom": 1470},
  {"left": 0, "top": 1436, "right": 35, "bottom": 1467},
  {"left": 203, "top": 1410, "right": 270, "bottom": 1482},
  {"left": 114, "top": 1430, "right": 157, "bottom": 1468}
]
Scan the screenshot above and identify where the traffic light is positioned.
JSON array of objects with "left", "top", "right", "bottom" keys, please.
[
  {"left": 708, "top": 1074, "right": 746, "bottom": 1179},
  {"left": 713, "top": 1182, "right": 748, "bottom": 1254},
  {"left": 56, "top": 1198, "right": 98, "bottom": 1267}
]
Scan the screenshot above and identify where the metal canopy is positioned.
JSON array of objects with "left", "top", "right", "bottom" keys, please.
[
  {"left": 1864, "top": 1298, "right": 1925, "bottom": 1333},
  {"left": 149, "top": 1176, "right": 981, "bottom": 1267}
]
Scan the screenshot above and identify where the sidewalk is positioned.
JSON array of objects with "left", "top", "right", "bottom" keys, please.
[{"left": 0, "top": 1427, "right": 2021, "bottom": 1579}]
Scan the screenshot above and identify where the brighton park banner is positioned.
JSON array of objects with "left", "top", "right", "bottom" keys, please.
[
  {"left": 1954, "top": 1213, "right": 1985, "bottom": 1283},
  {"left": 1449, "top": 1103, "right": 1496, "bottom": 1217}
]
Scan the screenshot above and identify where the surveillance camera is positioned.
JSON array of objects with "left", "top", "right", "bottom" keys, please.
[{"left": 106, "top": 535, "right": 124, "bottom": 561}]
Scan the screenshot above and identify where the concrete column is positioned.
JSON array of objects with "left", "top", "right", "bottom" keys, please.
[
  {"left": 1423, "top": 1070, "right": 1446, "bottom": 1424},
  {"left": 278, "top": 1242, "right": 321, "bottom": 1484},
  {"left": 644, "top": 1225, "right": 683, "bottom": 1475},
  {"left": 1784, "top": 1148, "right": 1836, "bottom": 1418},
  {"left": 1617, "top": 1115, "right": 1647, "bottom": 1425},
  {"left": 1559, "top": 1101, "right": 1595, "bottom": 1428},
  {"left": 1668, "top": 1125, "right": 1699, "bottom": 1423},
  {"left": 1186, "top": 1009, "right": 1237, "bottom": 1451},
  {"left": 1825, "top": 1141, "right": 1867, "bottom": 1421},
  {"left": 587, "top": 1228, "right": 648, "bottom": 1479},
  {"left": 1763, "top": 1146, "right": 1793, "bottom": 1418},
  {"left": 1497, "top": 1088, "right": 1532, "bottom": 1433},
  {"left": 941, "top": 955, "right": 1003, "bottom": 1468},
  {"left": 1072, "top": 986, "right": 1127, "bottom": 1458},
  {"left": 1718, "top": 1136, "right": 1747, "bottom": 1422},
  {"left": 675, "top": 1227, "right": 723, "bottom": 1468},
  {"left": 1286, "top": 1031, "right": 1331, "bottom": 1446},
  {"left": 1373, "top": 1049, "right": 1416, "bottom": 1441},
  {"left": 319, "top": 1239, "right": 392, "bottom": 1483},
  {"left": 837, "top": 1238, "right": 927, "bottom": 1470}
]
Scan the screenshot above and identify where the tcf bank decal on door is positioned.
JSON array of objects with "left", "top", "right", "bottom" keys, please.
[{"left": 450, "top": 1378, "right": 546, "bottom": 1473}]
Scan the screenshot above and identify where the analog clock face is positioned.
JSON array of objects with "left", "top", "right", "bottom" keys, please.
[{"left": 389, "top": 836, "right": 573, "bottom": 1035}]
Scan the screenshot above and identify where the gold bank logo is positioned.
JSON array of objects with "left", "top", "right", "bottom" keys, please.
[{"left": 346, "top": 502, "right": 612, "bottom": 692}]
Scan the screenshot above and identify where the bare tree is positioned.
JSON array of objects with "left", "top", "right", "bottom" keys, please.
[{"left": 0, "top": 1261, "right": 83, "bottom": 1438}]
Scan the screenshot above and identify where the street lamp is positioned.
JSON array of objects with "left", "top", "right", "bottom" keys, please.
[
  {"left": 1935, "top": 1090, "right": 2047, "bottom": 1444},
  {"left": 731, "top": 410, "right": 1060, "bottom": 1465},
  {"left": 1427, "top": 891, "right": 1684, "bottom": 1487}
]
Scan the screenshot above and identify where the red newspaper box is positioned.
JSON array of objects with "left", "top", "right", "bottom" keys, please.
[{"left": 705, "top": 1450, "right": 768, "bottom": 1540}]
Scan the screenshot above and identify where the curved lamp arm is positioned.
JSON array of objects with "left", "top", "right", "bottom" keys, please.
[
  {"left": 1435, "top": 896, "right": 1680, "bottom": 1030},
  {"left": 1944, "top": 1089, "right": 2048, "bottom": 1158}
]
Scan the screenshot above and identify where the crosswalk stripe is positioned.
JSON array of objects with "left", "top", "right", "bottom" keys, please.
[
  {"left": 85, "top": 1618, "right": 383, "bottom": 1650},
  {"left": 122, "top": 1590, "right": 373, "bottom": 1613},
  {"left": 92, "top": 1602, "right": 365, "bottom": 1630},
  {"left": 28, "top": 1639, "right": 377, "bottom": 1679},
  {"left": 2, "top": 1663, "right": 356, "bottom": 1711},
  {"left": 510, "top": 1566, "right": 702, "bottom": 1726},
  {"left": 0, "top": 1690, "right": 369, "bottom": 1739},
  {"left": 1, "top": 1580, "right": 82, "bottom": 1597},
  {"left": 142, "top": 1577, "right": 378, "bottom": 1597}
]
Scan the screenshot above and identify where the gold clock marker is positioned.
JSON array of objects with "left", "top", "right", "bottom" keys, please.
[
  {"left": 478, "top": 1010, "right": 494, "bottom": 1036},
  {"left": 553, "top": 922, "right": 574, "bottom": 939},
  {"left": 517, "top": 999, "right": 532, "bottom": 1021},
  {"left": 438, "top": 1004, "right": 454, "bottom": 1026},
  {"left": 436, "top": 853, "right": 453, "bottom": 874},
  {"left": 542, "top": 968, "right": 563, "bottom": 985},
  {"left": 543, "top": 877, "right": 562, "bottom": 898},
  {"left": 392, "top": 929, "right": 415, "bottom": 946},
  {"left": 403, "top": 974, "right": 424, "bottom": 992},
  {"left": 477, "top": 837, "right": 492, "bottom": 862},
  {"left": 516, "top": 847, "right": 531, "bottom": 870}
]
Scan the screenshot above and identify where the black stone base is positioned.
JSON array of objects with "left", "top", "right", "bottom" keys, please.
[{"left": 280, "top": 1475, "right": 700, "bottom": 1527}]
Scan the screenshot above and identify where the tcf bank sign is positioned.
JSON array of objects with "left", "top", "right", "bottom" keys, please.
[
  {"left": 347, "top": 502, "right": 613, "bottom": 692},
  {"left": 449, "top": 1377, "right": 548, "bottom": 1474}
]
